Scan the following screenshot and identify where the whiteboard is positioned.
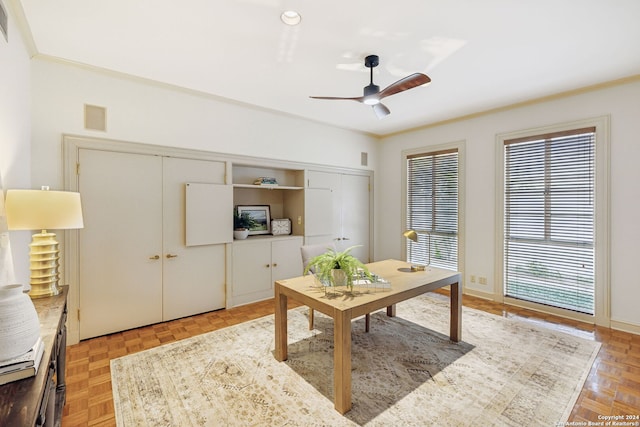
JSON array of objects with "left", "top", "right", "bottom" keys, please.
[{"left": 185, "top": 182, "right": 233, "bottom": 246}]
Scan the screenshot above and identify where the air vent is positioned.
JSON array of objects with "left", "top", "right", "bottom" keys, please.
[
  {"left": 84, "top": 104, "right": 107, "bottom": 131},
  {"left": 361, "top": 152, "right": 368, "bottom": 167}
]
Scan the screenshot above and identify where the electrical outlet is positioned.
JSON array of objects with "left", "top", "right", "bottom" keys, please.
[
  {"left": 470, "top": 275, "right": 476, "bottom": 283},
  {"left": 479, "top": 277, "right": 487, "bottom": 285},
  {"left": 297, "top": 216, "right": 302, "bottom": 225}
]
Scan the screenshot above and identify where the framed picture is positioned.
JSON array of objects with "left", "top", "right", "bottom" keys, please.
[{"left": 236, "top": 205, "right": 271, "bottom": 235}]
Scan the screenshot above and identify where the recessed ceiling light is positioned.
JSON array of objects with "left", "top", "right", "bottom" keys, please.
[{"left": 281, "top": 10, "right": 301, "bottom": 26}]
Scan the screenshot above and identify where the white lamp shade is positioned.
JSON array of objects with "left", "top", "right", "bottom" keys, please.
[{"left": 5, "top": 190, "right": 84, "bottom": 230}]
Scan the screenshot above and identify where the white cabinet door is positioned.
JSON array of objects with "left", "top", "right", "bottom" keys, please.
[
  {"left": 272, "top": 237, "right": 303, "bottom": 280},
  {"left": 231, "top": 236, "right": 303, "bottom": 306},
  {"left": 79, "top": 149, "right": 163, "bottom": 339},
  {"left": 232, "top": 239, "right": 271, "bottom": 298},
  {"left": 162, "top": 157, "right": 228, "bottom": 321}
]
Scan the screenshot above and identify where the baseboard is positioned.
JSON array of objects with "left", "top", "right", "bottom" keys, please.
[
  {"left": 610, "top": 319, "right": 640, "bottom": 336},
  {"left": 463, "top": 287, "right": 496, "bottom": 301}
]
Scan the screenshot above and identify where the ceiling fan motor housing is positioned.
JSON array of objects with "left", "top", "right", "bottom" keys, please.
[{"left": 364, "top": 84, "right": 380, "bottom": 97}]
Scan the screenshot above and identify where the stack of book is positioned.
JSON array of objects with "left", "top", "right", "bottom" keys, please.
[{"left": 0, "top": 337, "right": 45, "bottom": 385}]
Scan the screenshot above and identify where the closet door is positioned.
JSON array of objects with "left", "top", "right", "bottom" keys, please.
[
  {"left": 341, "top": 174, "right": 370, "bottom": 262},
  {"left": 78, "top": 149, "right": 163, "bottom": 339},
  {"left": 162, "top": 157, "right": 229, "bottom": 321},
  {"left": 305, "top": 171, "right": 371, "bottom": 262}
]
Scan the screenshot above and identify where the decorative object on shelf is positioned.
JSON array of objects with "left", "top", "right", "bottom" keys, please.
[
  {"left": 5, "top": 187, "right": 84, "bottom": 298},
  {"left": 233, "top": 208, "right": 258, "bottom": 240},
  {"left": 403, "top": 229, "right": 430, "bottom": 271},
  {"left": 271, "top": 218, "right": 291, "bottom": 236},
  {"left": 253, "top": 177, "right": 278, "bottom": 186},
  {"left": 0, "top": 284, "right": 41, "bottom": 362},
  {"left": 236, "top": 205, "right": 271, "bottom": 235},
  {"left": 302, "top": 245, "right": 372, "bottom": 292}
]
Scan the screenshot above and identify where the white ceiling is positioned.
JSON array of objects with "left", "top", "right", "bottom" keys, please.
[{"left": 14, "top": 0, "right": 640, "bottom": 136}]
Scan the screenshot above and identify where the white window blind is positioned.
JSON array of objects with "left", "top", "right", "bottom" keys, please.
[
  {"left": 504, "top": 127, "right": 595, "bottom": 314},
  {"left": 406, "top": 150, "right": 458, "bottom": 270}
]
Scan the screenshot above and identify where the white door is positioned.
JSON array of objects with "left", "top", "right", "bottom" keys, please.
[
  {"left": 162, "top": 157, "right": 229, "bottom": 321},
  {"left": 341, "top": 174, "right": 370, "bottom": 262},
  {"left": 79, "top": 149, "right": 163, "bottom": 339},
  {"left": 306, "top": 171, "right": 341, "bottom": 247},
  {"left": 306, "top": 171, "right": 370, "bottom": 262}
]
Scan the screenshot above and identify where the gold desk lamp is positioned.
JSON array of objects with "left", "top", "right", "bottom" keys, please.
[
  {"left": 403, "top": 229, "right": 430, "bottom": 271},
  {"left": 5, "top": 187, "right": 84, "bottom": 298}
]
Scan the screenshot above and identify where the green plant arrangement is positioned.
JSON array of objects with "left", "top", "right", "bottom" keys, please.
[
  {"left": 234, "top": 209, "right": 258, "bottom": 230},
  {"left": 303, "top": 246, "right": 373, "bottom": 291}
]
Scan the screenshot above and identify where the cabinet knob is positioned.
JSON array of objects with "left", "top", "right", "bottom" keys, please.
[
  {"left": 149, "top": 255, "right": 160, "bottom": 260},
  {"left": 166, "top": 254, "right": 178, "bottom": 259},
  {"left": 265, "top": 264, "right": 270, "bottom": 268},
  {"left": 273, "top": 263, "right": 278, "bottom": 267}
]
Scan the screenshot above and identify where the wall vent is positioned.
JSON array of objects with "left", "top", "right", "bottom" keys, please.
[
  {"left": 361, "top": 152, "right": 368, "bottom": 167},
  {"left": 0, "top": 0, "right": 8, "bottom": 42},
  {"left": 84, "top": 104, "right": 107, "bottom": 131}
]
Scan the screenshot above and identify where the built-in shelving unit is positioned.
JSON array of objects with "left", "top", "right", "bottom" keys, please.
[{"left": 231, "top": 164, "right": 305, "bottom": 237}]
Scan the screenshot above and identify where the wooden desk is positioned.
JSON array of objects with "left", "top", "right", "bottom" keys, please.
[
  {"left": 274, "top": 259, "right": 461, "bottom": 414},
  {"left": 0, "top": 287, "right": 68, "bottom": 426}
]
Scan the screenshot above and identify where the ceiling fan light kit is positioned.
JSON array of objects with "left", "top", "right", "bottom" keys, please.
[
  {"left": 280, "top": 10, "right": 301, "bottom": 26},
  {"left": 310, "top": 54, "right": 431, "bottom": 119}
]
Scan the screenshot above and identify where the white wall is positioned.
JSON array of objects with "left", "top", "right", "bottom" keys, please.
[
  {"left": 376, "top": 79, "right": 640, "bottom": 331},
  {"left": 0, "top": 2, "right": 32, "bottom": 287},
  {"left": 27, "top": 57, "right": 378, "bottom": 316},
  {"left": 30, "top": 58, "right": 378, "bottom": 190}
]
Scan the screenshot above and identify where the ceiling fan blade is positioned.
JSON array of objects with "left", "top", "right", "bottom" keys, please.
[
  {"left": 309, "top": 95, "right": 364, "bottom": 102},
  {"left": 372, "top": 103, "right": 390, "bottom": 119},
  {"left": 378, "top": 73, "right": 431, "bottom": 100}
]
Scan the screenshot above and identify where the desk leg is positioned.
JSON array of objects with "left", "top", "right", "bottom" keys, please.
[
  {"left": 274, "top": 284, "right": 288, "bottom": 361},
  {"left": 450, "top": 281, "right": 462, "bottom": 342},
  {"left": 386, "top": 304, "right": 396, "bottom": 317},
  {"left": 334, "top": 308, "right": 352, "bottom": 414}
]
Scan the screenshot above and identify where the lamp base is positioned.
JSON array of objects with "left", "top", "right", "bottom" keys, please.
[{"left": 28, "top": 231, "right": 60, "bottom": 299}]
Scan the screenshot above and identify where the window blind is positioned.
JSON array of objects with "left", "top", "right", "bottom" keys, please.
[
  {"left": 504, "top": 127, "right": 595, "bottom": 314},
  {"left": 406, "top": 150, "right": 458, "bottom": 270}
]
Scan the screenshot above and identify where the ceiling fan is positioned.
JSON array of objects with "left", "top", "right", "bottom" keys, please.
[{"left": 310, "top": 54, "right": 431, "bottom": 119}]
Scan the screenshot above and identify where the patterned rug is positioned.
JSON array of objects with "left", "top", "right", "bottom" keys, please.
[{"left": 111, "top": 293, "right": 600, "bottom": 426}]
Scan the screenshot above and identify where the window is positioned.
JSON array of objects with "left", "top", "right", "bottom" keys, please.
[
  {"left": 406, "top": 149, "right": 458, "bottom": 270},
  {"left": 503, "top": 127, "right": 595, "bottom": 314}
]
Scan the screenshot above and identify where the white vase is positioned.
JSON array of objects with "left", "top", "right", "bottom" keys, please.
[
  {"left": 0, "top": 284, "right": 41, "bottom": 362},
  {"left": 234, "top": 229, "right": 249, "bottom": 240}
]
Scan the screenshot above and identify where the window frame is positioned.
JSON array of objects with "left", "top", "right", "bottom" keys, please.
[
  {"left": 496, "top": 116, "right": 610, "bottom": 326},
  {"left": 402, "top": 141, "right": 465, "bottom": 277}
]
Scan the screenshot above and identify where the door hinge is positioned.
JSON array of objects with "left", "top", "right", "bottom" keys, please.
[
  {"left": 77, "top": 308, "right": 80, "bottom": 321},
  {"left": 76, "top": 163, "right": 80, "bottom": 175}
]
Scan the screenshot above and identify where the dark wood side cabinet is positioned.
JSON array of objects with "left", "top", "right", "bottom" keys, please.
[{"left": 0, "top": 286, "right": 68, "bottom": 427}]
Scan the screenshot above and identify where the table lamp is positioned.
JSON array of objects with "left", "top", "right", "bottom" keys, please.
[
  {"left": 403, "top": 229, "right": 430, "bottom": 271},
  {"left": 5, "top": 187, "right": 84, "bottom": 298}
]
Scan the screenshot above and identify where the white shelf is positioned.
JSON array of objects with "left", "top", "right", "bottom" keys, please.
[{"left": 232, "top": 184, "right": 303, "bottom": 190}]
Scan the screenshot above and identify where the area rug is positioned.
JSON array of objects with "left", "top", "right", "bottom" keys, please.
[{"left": 111, "top": 293, "right": 600, "bottom": 426}]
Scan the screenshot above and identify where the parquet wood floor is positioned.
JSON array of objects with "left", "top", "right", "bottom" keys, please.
[{"left": 61, "top": 292, "right": 640, "bottom": 426}]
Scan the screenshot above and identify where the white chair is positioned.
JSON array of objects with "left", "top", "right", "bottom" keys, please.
[{"left": 300, "top": 243, "right": 371, "bottom": 332}]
